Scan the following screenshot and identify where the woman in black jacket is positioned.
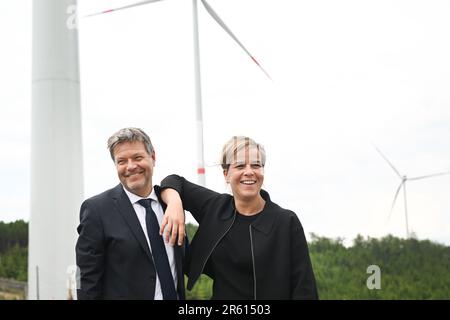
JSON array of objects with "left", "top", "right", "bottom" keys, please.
[{"left": 160, "top": 136, "right": 318, "bottom": 299}]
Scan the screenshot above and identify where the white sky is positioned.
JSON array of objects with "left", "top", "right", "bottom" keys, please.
[{"left": 1, "top": 0, "right": 449, "bottom": 246}]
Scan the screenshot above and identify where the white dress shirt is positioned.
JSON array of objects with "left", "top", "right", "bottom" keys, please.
[{"left": 122, "top": 185, "right": 177, "bottom": 300}]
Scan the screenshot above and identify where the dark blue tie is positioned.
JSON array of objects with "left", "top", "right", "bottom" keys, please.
[{"left": 138, "top": 199, "right": 177, "bottom": 300}]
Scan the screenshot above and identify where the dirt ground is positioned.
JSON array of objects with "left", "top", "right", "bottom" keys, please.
[{"left": 0, "top": 290, "right": 25, "bottom": 300}]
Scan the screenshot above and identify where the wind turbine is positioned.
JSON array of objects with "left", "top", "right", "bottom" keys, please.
[
  {"left": 84, "top": 0, "right": 271, "bottom": 186},
  {"left": 373, "top": 144, "right": 450, "bottom": 238},
  {"left": 30, "top": 0, "right": 83, "bottom": 299}
]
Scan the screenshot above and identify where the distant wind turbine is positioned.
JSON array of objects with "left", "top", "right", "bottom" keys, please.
[
  {"left": 373, "top": 144, "right": 450, "bottom": 238},
  {"left": 84, "top": 0, "right": 271, "bottom": 186}
]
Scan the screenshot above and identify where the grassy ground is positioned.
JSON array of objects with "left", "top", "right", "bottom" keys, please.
[{"left": 0, "top": 290, "right": 25, "bottom": 300}]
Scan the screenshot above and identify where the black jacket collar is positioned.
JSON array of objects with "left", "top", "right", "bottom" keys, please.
[
  {"left": 252, "top": 189, "right": 278, "bottom": 236},
  {"left": 225, "top": 189, "right": 278, "bottom": 236}
]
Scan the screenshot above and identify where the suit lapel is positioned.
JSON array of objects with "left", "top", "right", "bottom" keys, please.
[{"left": 111, "top": 184, "right": 153, "bottom": 262}]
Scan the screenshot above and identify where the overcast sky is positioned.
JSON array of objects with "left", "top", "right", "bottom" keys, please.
[{"left": 1, "top": 0, "right": 449, "bottom": 246}]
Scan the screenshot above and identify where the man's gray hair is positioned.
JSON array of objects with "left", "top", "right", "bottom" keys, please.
[{"left": 107, "top": 127, "right": 154, "bottom": 161}]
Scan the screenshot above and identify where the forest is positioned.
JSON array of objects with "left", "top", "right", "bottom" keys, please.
[
  {"left": 1, "top": 220, "right": 449, "bottom": 299},
  {"left": 0, "top": 220, "right": 28, "bottom": 282}
]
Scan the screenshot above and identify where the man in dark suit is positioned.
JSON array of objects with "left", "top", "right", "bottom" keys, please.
[{"left": 76, "top": 127, "right": 185, "bottom": 300}]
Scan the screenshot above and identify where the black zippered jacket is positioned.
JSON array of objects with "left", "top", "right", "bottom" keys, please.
[{"left": 161, "top": 175, "right": 318, "bottom": 300}]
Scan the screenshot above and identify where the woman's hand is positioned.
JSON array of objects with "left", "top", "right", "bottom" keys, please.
[{"left": 160, "top": 188, "right": 186, "bottom": 246}]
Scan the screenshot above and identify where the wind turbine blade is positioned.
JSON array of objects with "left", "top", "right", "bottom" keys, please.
[
  {"left": 372, "top": 144, "right": 402, "bottom": 179},
  {"left": 387, "top": 181, "right": 404, "bottom": 223},
  {"left": 409, "top": 171, "right": 450, "bottom": 181},
  {"left": 200, "top": 0, "right": 272, "bottom": 80},
  {"left": 83, "top": 0, "right": 164, "bottom": 18}
]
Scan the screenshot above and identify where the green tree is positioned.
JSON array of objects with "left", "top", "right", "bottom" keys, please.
[
  {"left": 0, "top": 220, "right": 28, "bottom": 254},
  {"left": 0, "top": 245, "right": 28, "bottom": 281}
]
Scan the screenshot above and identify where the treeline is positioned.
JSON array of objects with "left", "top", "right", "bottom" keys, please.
[
  {"left": 308, "top": 233, "right": 450, "bottom": 299},
  {"left": 1, "top": 221, "right": 449, "bottom": 299},
  {"left": 185, "top": 223, "right": 450, "bottom": 299},
  {"left": 0, "top": 220, "right": 28, "bottom": 281},
  {"left": 0, "top": 220, "right": 27, "bottom": 253}
]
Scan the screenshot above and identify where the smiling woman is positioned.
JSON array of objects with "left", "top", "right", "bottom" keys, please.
[
  {"left": 220, "top": 136, "right": 266, "bottom": 215},
  {"left": 160, "top": 136, "right": 319, "bottom": 300}
]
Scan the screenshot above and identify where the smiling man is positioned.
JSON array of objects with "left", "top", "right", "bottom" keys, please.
[{"left": 75, "top": 127, "right": 186, "bottom": 300}]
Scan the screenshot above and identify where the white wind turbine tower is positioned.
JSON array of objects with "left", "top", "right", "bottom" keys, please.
[
  {"left": 84, "top": 0, "right": 271, "bottom": 186},
  {"left": 373, "top": 145, "right": 450, "bottom": 238},
  {"left": 29, "top": 0, "right": 83, "bottom": 299}
]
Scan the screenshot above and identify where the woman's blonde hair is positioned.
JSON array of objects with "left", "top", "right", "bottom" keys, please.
[{"left": 220, "top": 136, "right": 266, "bottom": 170}]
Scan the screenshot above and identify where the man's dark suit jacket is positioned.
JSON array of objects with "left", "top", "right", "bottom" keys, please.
[{"left": 75, "top": 184, "right": 185, "bottom": 300}]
